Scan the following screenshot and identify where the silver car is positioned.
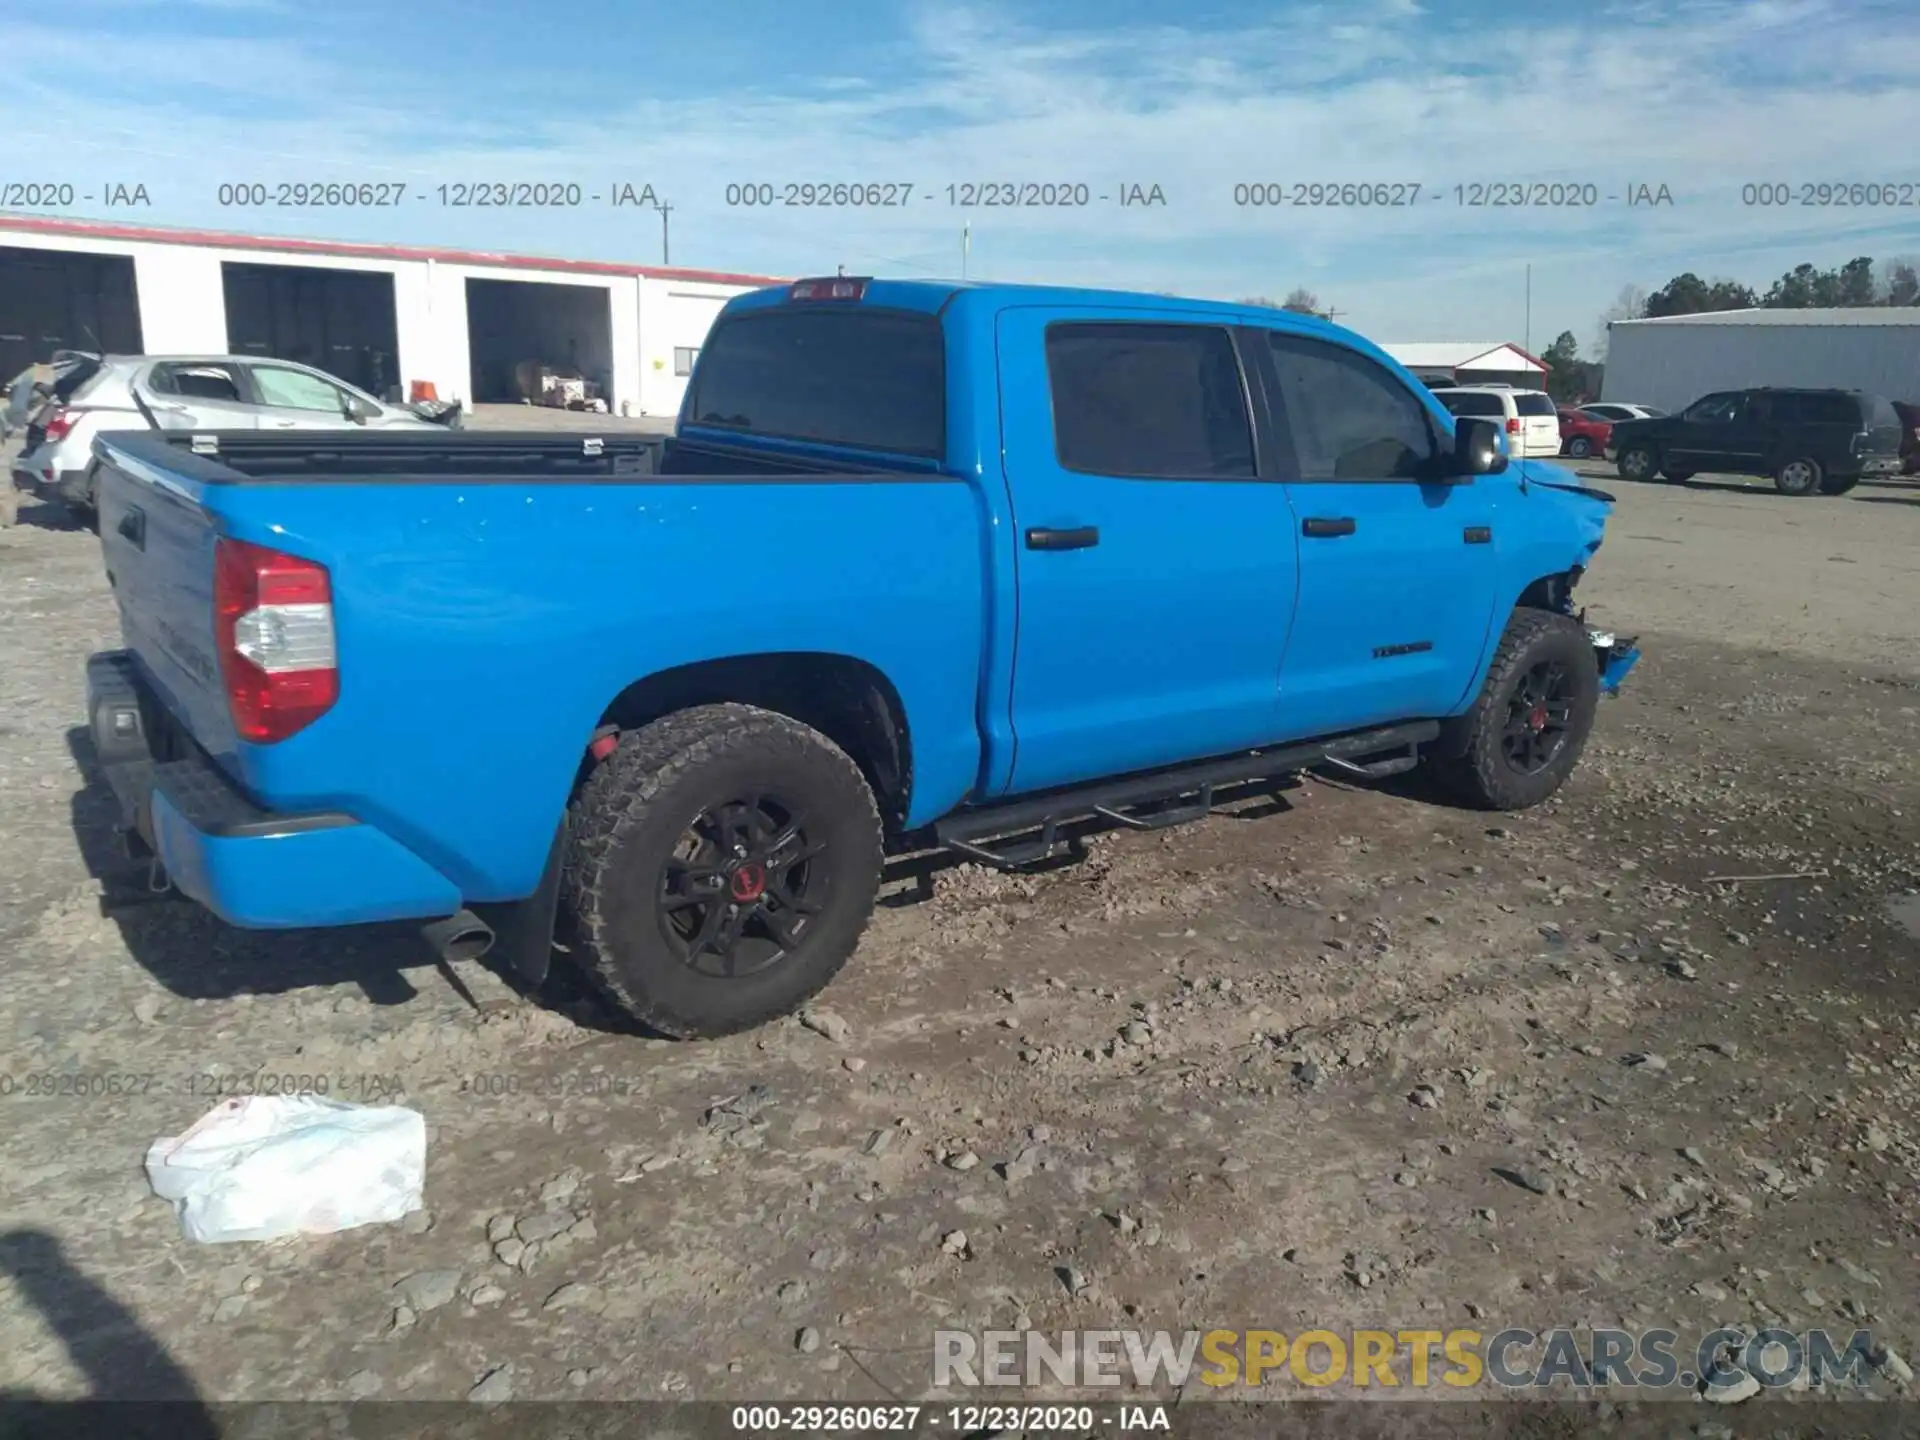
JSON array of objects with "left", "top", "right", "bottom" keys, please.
[{"left": 10, "top": 354, "right": 445, "bottom": 519}]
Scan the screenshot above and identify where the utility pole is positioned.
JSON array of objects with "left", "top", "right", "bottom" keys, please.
[
  {"left": 651, "top": 198, "right": 674, "bottom": 266},
  {"left": 1524, "top": 263, "right": 1532, "bottom": 354}
]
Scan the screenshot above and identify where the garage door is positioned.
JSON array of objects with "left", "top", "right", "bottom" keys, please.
[
  {"left": 0, "top": 245, "right": 143, "bottom": 378},
  {"left": 223, "top": 262, "right": 400, "bottom": 397},
  {"left": 465, "top": 278, "right": 615, "bottom": 404}
]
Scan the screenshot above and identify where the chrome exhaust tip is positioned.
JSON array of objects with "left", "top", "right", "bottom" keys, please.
[{"left": 422, "top": 908, "right": 495, "bottom": 963}]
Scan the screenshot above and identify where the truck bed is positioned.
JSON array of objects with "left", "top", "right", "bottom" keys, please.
[
  {"left": 97, "top": 428, "right": 927, "bottom": 482},
  {"left": 91, "top": 429, "right": 988, "bottom": 913}
]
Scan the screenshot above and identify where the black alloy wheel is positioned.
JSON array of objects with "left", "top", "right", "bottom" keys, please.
[
  {"left": 658, "top": 794, "right": 827, "bottom": 978},
  {"left": 1501, "top": 658, "right": 1576, "bottom": 775},
  {"left": 562, "top": 703, "right": 884, "bottom": 1038}
]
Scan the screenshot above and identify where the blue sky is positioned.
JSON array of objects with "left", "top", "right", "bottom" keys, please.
[{"left": 5, "top": 0, "right": 1919, "bottom": 352}]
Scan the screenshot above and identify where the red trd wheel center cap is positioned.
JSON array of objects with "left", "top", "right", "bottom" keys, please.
[
  {"left": 729, "top": 863, "right": 767, "bottom": 902},
  {"left": 1528, "top": 704, "right": 1549, "bottom": 732}
]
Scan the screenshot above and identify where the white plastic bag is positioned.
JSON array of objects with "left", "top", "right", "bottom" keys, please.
[{"left": 145, "top": 1095, "right": 426, "bottom": 1243}]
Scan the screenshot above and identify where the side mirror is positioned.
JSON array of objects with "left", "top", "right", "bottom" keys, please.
[{"left": 1449, "top": 417, "right": 1508, "bottom": 478}]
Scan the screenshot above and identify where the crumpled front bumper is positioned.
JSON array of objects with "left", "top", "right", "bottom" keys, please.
[{"left": 1588, "top": 628, "right": 1641, "bottom": 695}]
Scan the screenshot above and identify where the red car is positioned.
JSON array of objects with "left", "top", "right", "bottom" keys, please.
[{"left": 1557, "top": 407, "right": 1613, "bottom": 460}]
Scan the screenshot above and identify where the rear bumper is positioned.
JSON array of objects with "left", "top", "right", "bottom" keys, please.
[
  {"left": 10, "top": 462, "right": 88, "bottom": 504},
  {"left": 1849, "top": 456, "right": 1903, "bottom": 478},
  {"left": 86, "top": 651, "right": 463, "bottom": 928}
]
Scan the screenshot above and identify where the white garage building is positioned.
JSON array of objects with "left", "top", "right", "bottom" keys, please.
[
  {"left": 1377, "top": 341, "right": 1549, "bottom": 391},
  {"left": 1603, "top": 308, "right": 1920, "bottom": 413},
  {"left": 0, "top": 214, "right": 785, "bottom": 419}
]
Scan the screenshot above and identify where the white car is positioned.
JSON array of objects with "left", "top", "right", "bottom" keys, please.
[
  {"left": 1429, "top": 386, "right": 1562, "bottom": 459},
  {"left": 1580, "top": 402, "right": 1666, "bottom": 423},
  {"left": 10, "top": 353, "right": 446, "bottom": 519}
]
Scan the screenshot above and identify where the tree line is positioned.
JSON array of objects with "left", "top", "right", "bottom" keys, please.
[
  {"left": 1239, "top": 288, "right": 1333, "bottom": 319},
  {"left": 1539, "top": 254, "right": 1920, "bottom": 403},
  {"left": 1237, "top": 254, "right": 1918, "bottom": 403}
]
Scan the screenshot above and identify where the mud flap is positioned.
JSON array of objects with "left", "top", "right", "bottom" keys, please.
[{"left": 471, "top": 816, "right": 568, "bottom": 987}]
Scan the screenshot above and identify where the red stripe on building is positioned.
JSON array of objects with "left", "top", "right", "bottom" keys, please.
[{"left": 0, "top": 212, "right": 787, "bottom": 288}]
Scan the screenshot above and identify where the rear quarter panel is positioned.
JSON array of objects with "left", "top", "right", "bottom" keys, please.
[{"left": 206, "top": 477, "right": 989, "bottom": 900}]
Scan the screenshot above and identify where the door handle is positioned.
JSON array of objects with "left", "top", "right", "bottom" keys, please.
[
  {"left": 1026, "top": 526, "right": 1100, "bottom": 551},
  {"left": 117, "top": 506, "right": 146, "bottom": 550},
  {"left": 1302, "top": 516, "right": 1356, "bottom": 537}
]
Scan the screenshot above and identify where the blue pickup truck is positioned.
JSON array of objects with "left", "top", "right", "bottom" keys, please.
[{"left": 84, "top": 277, "right": 1638, "bottom": 1037}]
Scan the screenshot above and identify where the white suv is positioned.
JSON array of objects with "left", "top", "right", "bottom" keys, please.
[{"left": 1430, "top": 386, "right": 1562, "bottom": 459}]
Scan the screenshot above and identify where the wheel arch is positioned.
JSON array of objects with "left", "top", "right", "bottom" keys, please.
[
  {"left": 589, "top": 652, "right": 914, "bottom": 833},
  {"left": 1433, "top": 569, "right": 1587, "bottom": 760}
]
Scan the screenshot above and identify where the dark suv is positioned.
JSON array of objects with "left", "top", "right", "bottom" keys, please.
[{"left": 1610, "top": 387, "right": 1906, "bottom": 496}]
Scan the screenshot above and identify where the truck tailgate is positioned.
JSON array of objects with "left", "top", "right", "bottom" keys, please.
[{"left": 94, "top": 439, "right": 240, "bottom": 763}]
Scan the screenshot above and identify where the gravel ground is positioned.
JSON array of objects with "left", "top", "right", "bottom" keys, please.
[{"left": 1, "top": 461, "right": 1917, "bottom": 1412}]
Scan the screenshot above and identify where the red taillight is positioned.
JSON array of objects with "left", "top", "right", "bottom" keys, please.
[
  {"left": 213, "top": 537, "right": 338, "bottom": 744},
  {"left": 790, "top": 277, "right": 869, "bottom": 301},
  {"left": 41, "top": 407, "right": 76, "bottom": 442},
  {"left": 1505, "top": 417, "right": 1522, "bottom": 434}
]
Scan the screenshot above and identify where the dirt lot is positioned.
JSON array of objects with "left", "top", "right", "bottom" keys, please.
[{"left": 1, "top": 460, "right": 1917, "bottom": 1414}]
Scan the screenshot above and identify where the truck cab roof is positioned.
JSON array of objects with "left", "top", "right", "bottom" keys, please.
[{"left": 725, "top": 276, "right": 1363, "bottom": 339}]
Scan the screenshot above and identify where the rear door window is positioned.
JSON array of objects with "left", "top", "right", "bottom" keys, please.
[
  {"left": 1514, "top": 393, "right": 1558, "bottom": 417},
  {"left": 1794, "top": 392, "right": 1859, "bottom": 424},
  {"left": 149, "top": 363, "right": 247, "bottom": 402},
  {"left": 686, "top": 306, "right": 946, "bottom": 459},
  {"left": 1438, "top": 392, "right": 1504, "bottom": 417},
  {"left": 1045, "top": 323, "right": 1255, "bottom": 479}
]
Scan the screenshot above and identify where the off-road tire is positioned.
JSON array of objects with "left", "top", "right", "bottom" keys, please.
[
  {"left": 1432, "top": 609, "right": 1601, "bottom": 811},
  {"left": 561, "top": 703, "right": 883, "bottom": 1038},
  {"left": 1775, "top": 456, "right": 1822, "bottom": 496},
  {"left": 1616, "top": 445, "right": 1658, "bottom": 482},
  {"left": 1819, "top": 473, "right": 1861, "bottom": 496}
]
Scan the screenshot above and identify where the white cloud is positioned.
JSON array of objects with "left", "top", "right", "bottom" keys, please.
[{"left": 0, "top": 0, "right": 1915, "bottom": 338}]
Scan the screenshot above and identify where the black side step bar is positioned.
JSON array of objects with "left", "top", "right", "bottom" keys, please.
[{"left": 935, "top": 721, "right": 1440, "bottom": 871}]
